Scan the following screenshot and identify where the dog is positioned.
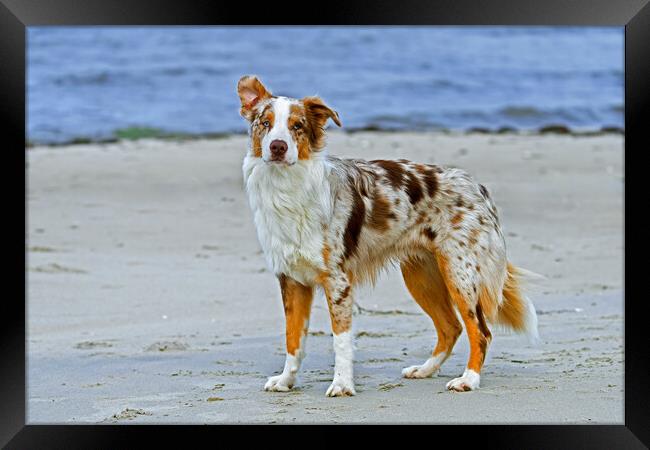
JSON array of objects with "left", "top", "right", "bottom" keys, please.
[{"left": 236, "top": 75, "right": 538, "bottom": 397}]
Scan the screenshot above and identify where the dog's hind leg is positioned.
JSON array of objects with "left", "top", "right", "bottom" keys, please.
[
  {"left": 264, "top": 274, "right": 314, "bottom": 392},
  {"left": 400, "top": 253, "right": 463, "bottom": 379},
  {"left": 434, "top": 250, "right": 494, "bottom": 392},
  {"left": 321, "top": 269, "right": 356, "bottom": 397}
]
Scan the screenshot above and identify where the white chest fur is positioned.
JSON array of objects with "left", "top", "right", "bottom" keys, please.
[{"left": 242, "top": 155, "right": 333, "bottom": 285}]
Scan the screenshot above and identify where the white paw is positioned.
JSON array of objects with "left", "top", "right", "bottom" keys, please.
[
  {"left": 326, "top": 378, "right": 356, "bottom": 397},
  {"left": 402, "top": 364, "right": 436, "bottom": 379},
  {"left": 446, "top": 369, "right": 480, "bottom": 392},
  {"left": 264, "top": 374, "right": 294, "bottom": 392}
]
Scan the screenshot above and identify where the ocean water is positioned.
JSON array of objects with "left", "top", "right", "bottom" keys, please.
[{"left": 27, "top": 26, "right": 623, "bottom": 144}]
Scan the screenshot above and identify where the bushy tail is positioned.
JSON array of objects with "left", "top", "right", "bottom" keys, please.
[{"left": 494, "top": 263, "right": 540, "bottom": 343}]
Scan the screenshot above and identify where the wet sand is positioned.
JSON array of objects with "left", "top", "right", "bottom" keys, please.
[{"left": 26, "top": 131, "right": 624, "bottom": 423}]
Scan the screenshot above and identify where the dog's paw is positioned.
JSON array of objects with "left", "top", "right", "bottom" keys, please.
[
  {"left": 446, "top": 369, "right": 480, "bottom": 392},
  {"left": 402, "top": 364, "right": 436, "bottom": 379},
  {"left": 264, "top": 374, "right": 294, "bottom": 392},
  {"left": 325, "top": 378, "right": 356, "bottom": 397}
]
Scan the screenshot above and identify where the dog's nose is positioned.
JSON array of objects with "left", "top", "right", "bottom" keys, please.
[{"left": 270, "top": 140, "right": 288, "bottom": 158}]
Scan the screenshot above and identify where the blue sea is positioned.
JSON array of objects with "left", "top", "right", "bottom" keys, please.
[{"left": 27, "top": 27, "right": 624, "bottom": 144}]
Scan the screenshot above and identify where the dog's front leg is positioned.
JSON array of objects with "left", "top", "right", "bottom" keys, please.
[
  {"left": 322, "top": 271, "right": 356, "bottom": 397},
  {"left": 264, "top": 274, "right": 314, "bottom": 392}
]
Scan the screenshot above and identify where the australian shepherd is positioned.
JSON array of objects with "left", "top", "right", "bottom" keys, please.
[{"left": 236, "top": 75, "right": 538, "bottom": 397}]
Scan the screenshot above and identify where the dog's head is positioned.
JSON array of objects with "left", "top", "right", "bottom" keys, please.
[{"left": 237, "top": 75, "right": 341, "bottom": 165}]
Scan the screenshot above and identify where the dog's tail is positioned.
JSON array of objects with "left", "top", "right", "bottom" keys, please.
[{"left": 492, "top": 262, "right": 540, "bottom": 344}]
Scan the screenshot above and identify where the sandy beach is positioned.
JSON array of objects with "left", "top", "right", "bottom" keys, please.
[{"left": 26, "top": 131, "right": 624, "bottom": 424}]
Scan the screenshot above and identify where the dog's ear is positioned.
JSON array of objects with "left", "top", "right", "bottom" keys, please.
[
  {"left": 237, "top": 76, "right": 272, "bottom": 120},
  {"left": 302, "top": 96, "right": 342, "bottom": 128},
  {"left": 302, "top": 96, "right": 341, "bottom": 150}
]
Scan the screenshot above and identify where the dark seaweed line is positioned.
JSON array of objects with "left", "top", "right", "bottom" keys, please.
[{"left": 26, "top": 124, "right": 624, "bottom": 148}]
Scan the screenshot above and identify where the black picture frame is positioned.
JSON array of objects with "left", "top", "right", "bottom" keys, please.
[{"left": 2, "top": 0, "right": 647, "bottom": 447}]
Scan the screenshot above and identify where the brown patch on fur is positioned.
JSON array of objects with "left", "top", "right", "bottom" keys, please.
[
  {"left": 296, "top": 142, "right": 311, "bottom": 160},
  {"left": 468, "top": 229, "right": 480, "bottom": 246},
  {"left": 401, "top": 254, "right": 461, "bottom": 359},
  {"left": 278, "top": 274, "right": 314, "bottom": 356},
  {"left": 422, "top": 227, "right": 437, "bottom": 241},
  {"left": 251, "top": 133, "right": 263, "bottom": 158},
  {"left": 495, "top": 263, "right": 530, "bottom": 332},
  {"left": 315, "top": 271, "right": 329, "bottom": 285},
  {"left": 237, "top": 76, "right": 272, "bottom": 121},
  {"left": 342, "top": 181, "right": 366, "bottom": 260},
  {"left": 404, "top": 170, "right": 424, "bottom": 205},
  {"left": 471, "top": 327, "right": 490, "bottom": 369},
  {"left": 371, "top": 160, "right": 405, "bottom": 190},
  {"left": 302, "top": 96, "right": 341, "bottom": 151},
  {"left": 321, "top": 244, "right": 331, "bottom": 269},
  {"left": 249, "top": 105, "right": 275, "bottom": 158},
  {"left": 287, "top": 103, "right": 313, "bottom": 160},
  {"left": 321, "top": 278, "right": 353, "bottom": 334},
  {"left": 335, "top": 285, "right": 351, "bottom": 305},
  {"left": 434, "top": 251, "right": 490, "bottom": 373},
  {"left": 477, "top": 286, "right": 497, "bottom": 324},
  {"left": 368, "top": 193, "right": 396, "bottom": 232},
  {"left": 476, "top": 302, "right": 492, "bottom": 342},
  {"left": 263, "top": 108, "right": 274, "bottom": 125},
  {"left": 328, "top": 307, "right": 352, "bottom": 334},
  {"left": 415, "top": 164, "right": 439, "bottom": 197},
  {"left": 451, "top": 213, "right": 464, "bottom": 230}
]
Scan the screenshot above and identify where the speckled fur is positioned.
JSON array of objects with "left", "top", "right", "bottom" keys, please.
[{"left": 237, "top": 76, "right": 538, "bottom": 396}]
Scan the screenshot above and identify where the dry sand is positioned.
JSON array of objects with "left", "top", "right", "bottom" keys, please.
[{"left": 26, "top": 131, "right": 624, "bottom": 424}]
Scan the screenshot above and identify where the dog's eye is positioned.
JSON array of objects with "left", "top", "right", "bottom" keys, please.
[
  {"left": 293, "top": 123, "right": 302, "bottom": 131},
  {"left": 262, "top": 121, "right": 270, "bottom": 128}
]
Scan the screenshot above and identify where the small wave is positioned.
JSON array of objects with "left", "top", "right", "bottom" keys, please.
[
  {"left": 499, "top": 106, "right": 546, "bottom": 118},
  {"left": 159, "top": 67, "right": 187, "bottom": 76},
  {"left": 365, "top": 114, "right": 446, "bottom": 130},
  {"left": 158, "top": 65, "right": 227, "bottom": 77},
  {"left": 393, "top": 78, "right": 470, "bottom": 93},
  {"left": 497, "top": 106, "right": 605, "bottom": 124},
  {"left": 53, "top": 72, "right": 111, "bottom": 86},
  {"left": 590, "top": 69, "right": 623, "bottom": 79}
]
